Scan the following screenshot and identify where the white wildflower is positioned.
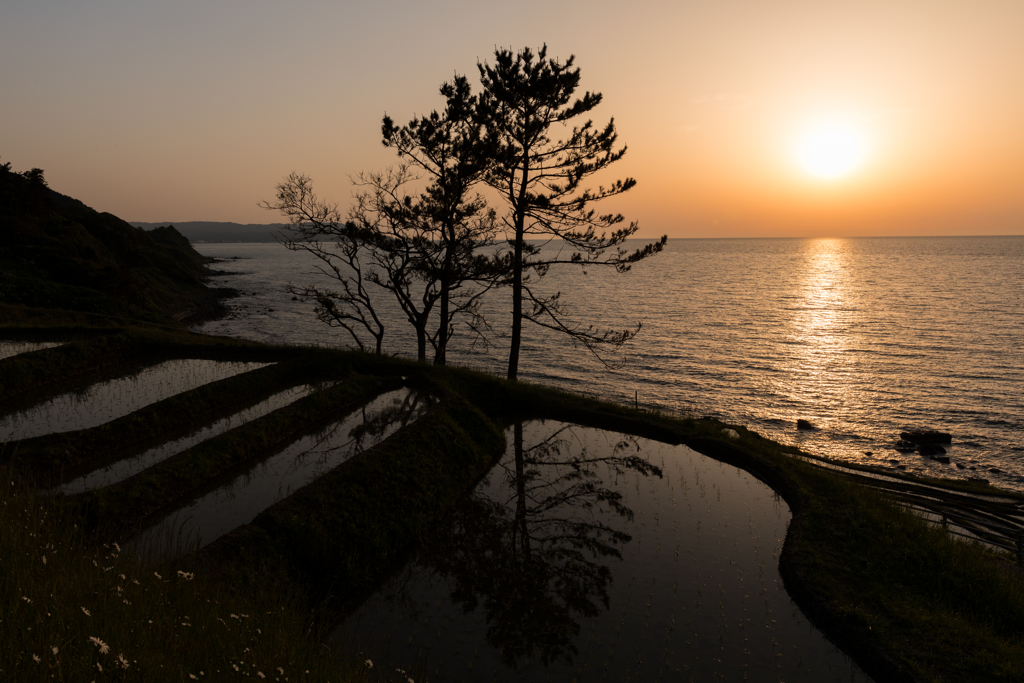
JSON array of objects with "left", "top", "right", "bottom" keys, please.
[
  {"left": 88, "top": 636, "right": 110, "bottom": 654},
  {"left": 81, "top": 607, "right": 91, "bottom": 616},
  {"left": 118, "top": 653, "right": 129, "bottom": 668},
  {"left": 257, "top": 672, "right": 265, "bottom": 679},
  {"left": 177, "top": 570, "right": 194, "bottom": 580},
  {"left": 365, "top": 659, "right": 373, "bottom": 669},
  {"left": 21, "top": 596, "right": 31, "bottom": 603},
  {"left": 154, "top": 572, "right": 162, "bottom": 579},
  {"left": 33, "top": 654, "right": 41, "bottom": 663},
  {"left": 52, "top": 646, "right": 59, "bottom": 655}
]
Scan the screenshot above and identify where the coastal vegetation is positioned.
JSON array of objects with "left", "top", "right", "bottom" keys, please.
[{"left": 264, "top": 46, "right": 667, "bottom": 378}]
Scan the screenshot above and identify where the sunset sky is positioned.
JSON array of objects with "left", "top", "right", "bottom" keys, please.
[{"left": 3, "top": 0, "right": 1022, "bottom": 238}]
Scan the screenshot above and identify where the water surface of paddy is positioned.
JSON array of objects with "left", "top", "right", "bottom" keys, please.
[
  {"left": 0, "top": 359, "right": 270, "bottom": 441},
  {"left": 338, "top": 421, "right": 872, "bottom": 682},
  {"left": 60, "top": 384, "right": 321, "bottom": 493},
  {"left": 0, "top": 340, "right": 64, "bottom": 361},
  {"left": 138, "top": 388, "right": 433, "bottom": 555}
]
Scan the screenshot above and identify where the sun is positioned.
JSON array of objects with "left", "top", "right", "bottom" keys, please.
[{"left": 796, "top": 122, "right": 867, "bottom": 180}]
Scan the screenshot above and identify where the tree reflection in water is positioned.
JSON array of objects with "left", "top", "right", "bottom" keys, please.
[
  {"left": 340, "top": 422, "right": 872, "bottom": 682},
  {"left": 419, "top": 421, "right": 662, "bottom": 669}
]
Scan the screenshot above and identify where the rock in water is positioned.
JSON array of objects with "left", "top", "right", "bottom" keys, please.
[
  {"left": 797, "top": 419, "right": 816, "bottom": 430},
  {"left": 917, "top": 443, "right": 947, "bottom": 457},
  {"left": 900, "top": 430, "right": 952, "bottom": 444}
]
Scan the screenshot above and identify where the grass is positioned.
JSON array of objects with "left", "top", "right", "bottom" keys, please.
[
  {"left": 786, "top": 461, "right": 1024, "bottom": 681},
  {"left": 0, "top": 467, "right": 391, "bottom": 683},
  {"left": 3, "top": 325, "right": 1024, "bottom": 682}
]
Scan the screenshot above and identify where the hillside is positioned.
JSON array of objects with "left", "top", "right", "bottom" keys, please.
[{"left": 0, "top": 163, "right": 227, "bottom": 326}]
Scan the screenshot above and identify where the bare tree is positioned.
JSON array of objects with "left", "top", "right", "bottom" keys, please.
[
  {"left": 264, "top": 158, "right": 499, "bottom": 362},
  {"left": 262, "top": 172, "right": 386, "bottom": 354}
]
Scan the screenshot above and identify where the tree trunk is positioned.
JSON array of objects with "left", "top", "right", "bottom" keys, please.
[
  {"left": 415, "top": 323, "right": 427, "bottom": 362},
  {"left": 507, "top": 154, "right": 530, "bottom": 381},
  {"left": 435, "top": 227, "right": 454, "bottom": 366},
  {"left": 507, "top": 230, "right": 523, "bottom": 381}
]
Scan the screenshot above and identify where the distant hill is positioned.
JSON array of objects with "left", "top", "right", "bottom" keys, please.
[
  {"left": 0, "top": 163, "right": 225, "bottom": 326},
  {"left": 130, "top": 221, "right": 288, "bottom": 243}
]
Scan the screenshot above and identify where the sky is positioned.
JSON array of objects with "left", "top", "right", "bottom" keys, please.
[{"left": 3, "top": 0, "right": 1022, "bottom": 239}]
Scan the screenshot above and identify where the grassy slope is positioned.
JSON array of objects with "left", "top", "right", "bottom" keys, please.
[{"left": 0, "top": 166, "right": 219, "bottom": 327}]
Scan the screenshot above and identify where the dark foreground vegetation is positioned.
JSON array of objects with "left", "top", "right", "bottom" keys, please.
[{"left": 2, "top": 324, "right": 1024, "bottom": 682}]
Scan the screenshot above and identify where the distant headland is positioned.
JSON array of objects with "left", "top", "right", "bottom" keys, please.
[{"left": 130, "top": 221, "right": 287, "bottom": 243}]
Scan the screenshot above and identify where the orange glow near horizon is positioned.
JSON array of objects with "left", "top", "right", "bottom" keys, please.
[{"left": 2, "top": 0, "right": 1022, "bottom": 238}]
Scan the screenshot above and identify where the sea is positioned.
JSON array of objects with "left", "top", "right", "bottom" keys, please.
[{"left": 194, "top": 236, "right": 1024, "bottom": 491}]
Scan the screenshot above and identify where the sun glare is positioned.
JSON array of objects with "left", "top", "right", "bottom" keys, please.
[{"left": 796, "top": 123, "right": 867, "bottom": 180}]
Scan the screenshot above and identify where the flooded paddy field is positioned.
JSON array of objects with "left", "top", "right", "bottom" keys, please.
[
  {"left": 0, "top": 340, "right": 64, "bottom": 361},
  {"left": 60, "top": 384, "right": 322, "bottom": 493},
  {"left": 138, "top": 388, "right": 434, "bottom": 555},
  {"left": 0, "top": 358, "right": 270, "bottom": 441},
  {"left": 339, "top": 421, "right": 871, "bottom": 682}
]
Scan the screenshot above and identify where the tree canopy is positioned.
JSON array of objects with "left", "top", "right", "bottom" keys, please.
[
  {"left": 265, "top": 46, "right": 665, "bottom": 374},
  {"left": 265, "top": 77, "right": 500, "bottom": 363},
  {"left": 477, "top": 45, "right": 666, "bottom": 380}
]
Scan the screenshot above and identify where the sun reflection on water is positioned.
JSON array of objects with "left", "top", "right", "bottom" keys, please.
[{"left": 775, "top": 238, "right": 860, "bottom": 434}]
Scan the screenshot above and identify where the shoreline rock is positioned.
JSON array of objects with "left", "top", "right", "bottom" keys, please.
[{"left": 900, "top": 430, "right": 952, "bottom": 444}]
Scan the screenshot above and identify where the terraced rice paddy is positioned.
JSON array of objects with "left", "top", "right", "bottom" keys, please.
[
  {"left": 338, "top": 421, "right": 872, "bottom": 682},
  {"left": 137, "top": 388, "right": 435, "bottom": 556},
  {"left": 0, "top": 359, "right": 270, "bottom": 441},
  {"left": 59, "top": 384, "right": 322, "bottom": 493},
  {"left": 0, "top": 340, "right": 64, "bottom": 360}
]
